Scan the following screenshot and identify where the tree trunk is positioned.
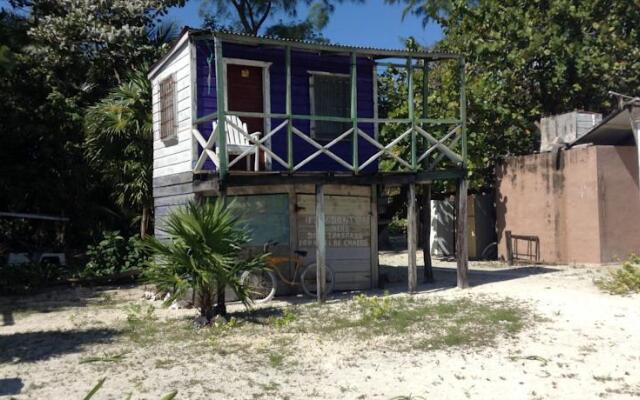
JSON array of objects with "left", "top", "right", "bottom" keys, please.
[
  {"left": 140, "top": 205, "right": 150, "bottom": 238},
  {"left": 420, "top": 186, "right": 434, "bottom": 283},
  {"left": 214, "top": 282, "right": 227, "bottom": 317},
  {"left": 199, "top": 286, "right": 215, "bottom": 322}
]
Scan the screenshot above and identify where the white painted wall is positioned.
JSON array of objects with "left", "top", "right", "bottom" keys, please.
[{"left": 151, "top": 39, "right": 194, "bottom": 179}]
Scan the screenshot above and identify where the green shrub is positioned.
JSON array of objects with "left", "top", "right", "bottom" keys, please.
[
  {"left": 596, "top": 255, "right": 640, "bottom": 295},
  {"left": 0, "top": 261, "right": 66, "bottom": 295},
  {"left": 387, "top": 217, "right": 407, "bottom": 236},
  {"left": 82, "top": 231, "right": 148, "bottom": 279}
]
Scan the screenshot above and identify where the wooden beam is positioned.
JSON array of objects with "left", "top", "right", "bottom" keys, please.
[
  {"left": 421, "top": 184, "right": 434, "bottom": 283},
  {"left": 370, "top": 184, "right": 379, "bottom": 288},
  {"left": 286, "top": 46, "right": 293, "bottom": 171},
  {"left": 351, "top": 52, "right": 359, "bottom": 172},
  {"left": 407, "top": 183, "right": 418, "bottom": 293},
  {"left": 315, "top": 184, "right": 327, "bottom": 303},
  {"left": 505, "top": 230, "right": 514, "bottom": 266},
  {"left": 214, "top": 37, "right": 228, "bottom": 179},
  {"left": 191, "top": 170, "right": 467, "bottom": 191},
  {"left": 456, "top": 178, "right": 469, "bottom": 288}
]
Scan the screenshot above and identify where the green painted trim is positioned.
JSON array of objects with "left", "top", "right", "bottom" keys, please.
[
  {"left": 192, "top": 111, "right": 461, "bottom": 127},
  {"left": 351, "top": 52, "right": 358, "bottom": 173},
  {"left": 408, "top": 57, "right": 416, "bottom": 171},
  {"left": 214, "top": 37, "right": 228, "bottom": 179},
  {"left": 286, "top": 46, "right": 293, "bottom": 171},
  {"left": 421, "top": 60, "right": 429, "bottom": 170},
  {"left": 459, "top": 57, "right": 467, "bottom": 168},
  {"left": 193, "top": 112, "right": 217, "bottom": 125}
]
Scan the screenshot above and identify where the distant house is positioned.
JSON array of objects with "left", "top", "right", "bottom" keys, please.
[
  {"left": 148, "top": 28, "right": 470, "bottom": 294},
  {"left": 496, "top": 104, "right": 640, "bottom": 264}
]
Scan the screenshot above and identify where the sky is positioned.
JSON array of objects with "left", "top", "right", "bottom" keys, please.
[{"left": 165, "top": 0, "right": 443, "bottom": 49}]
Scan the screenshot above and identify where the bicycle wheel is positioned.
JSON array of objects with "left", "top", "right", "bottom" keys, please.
[
  {"left": 300, "top": 263, "right": 335, "bottom": 298},
  {"left": 240, "top": 270, "right": 277, "bottom": 303}
]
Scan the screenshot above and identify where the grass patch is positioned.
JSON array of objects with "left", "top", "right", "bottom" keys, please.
[
  {"left": 595, "top": 255, "right": 640, "bottom": 295},
  {"left": 286, "top": 294, "right": 531, "bottom": 351},
  {"left": 80, "top": 351, "right": 129, "bottom": 364},
  {"left": 124, "top": 303, "right": 158, "bottom": 345}
]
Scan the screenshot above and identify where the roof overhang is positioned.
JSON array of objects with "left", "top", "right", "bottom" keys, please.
[
  {"left": 148, "top": 28, "right": 461, "bottom": 79},
  {"left": 571, "top": 103, "right": 640, "bottom": 147},
  {"left": 148, "top": 28, "right": 191, "bottom": 80}
]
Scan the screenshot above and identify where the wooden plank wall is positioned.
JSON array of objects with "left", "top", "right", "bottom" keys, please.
[
  {"left": 152, "top": 40, "right": 194, "bottom": 178},
  {"left": 296, "top": 186, "right": 372, "bottom": 290},
  {"left": 153, "top": 172, "right": 195, "bottom": 239},
  {"left": 224, "top": 184, "right": 375, "bottom": 291}
]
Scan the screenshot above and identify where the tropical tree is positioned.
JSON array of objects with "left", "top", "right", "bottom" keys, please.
[
  {"left": 200, "top": 0, "right": 362, "bottom": 40},
  {"left": 386, "top": 0, "right": 640, "bottom": 189},
  {"left": 84, "top": 69, "right": 154, "bottom": 238},
  {"left": 143, "top": 200, "right": 266, "bottom": 322}
]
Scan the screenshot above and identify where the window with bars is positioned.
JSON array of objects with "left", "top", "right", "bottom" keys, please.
[
  {"left": 310, "top": 73, "right": 351, "bottom": 141},
  {"left": 159, "top": 76, "right": 176, "bottom": 140}
]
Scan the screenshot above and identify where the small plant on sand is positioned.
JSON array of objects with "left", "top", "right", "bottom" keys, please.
[
  {"left": 124, "top": 303, "right": 158, "bottom": 344},
  {"left": 595, "top": 255, "right": 640, "bottom": 295},
  {"left": 144, "top": 200, "right": 266, "bottom": 323},
  {"left": 354, "top": 291, "right": 392, "bottom": 321}
]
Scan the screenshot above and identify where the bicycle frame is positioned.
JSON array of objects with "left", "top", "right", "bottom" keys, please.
[{"left": 265, "top": 253, "right": 305, "bottom": 287}]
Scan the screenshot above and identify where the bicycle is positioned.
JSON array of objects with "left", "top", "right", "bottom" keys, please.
[{"left": 240, "top": 241, "right": 335, "bottom": 303}]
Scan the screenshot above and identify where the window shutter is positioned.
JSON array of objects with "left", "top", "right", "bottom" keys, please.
[
  {"left": 159, "top": 76, "right": 176, "bottom": 140},
  {"left": 312, "top": 75, "right": 351, "bottom": 141}
]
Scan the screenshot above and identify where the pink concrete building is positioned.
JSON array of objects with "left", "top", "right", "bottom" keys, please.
[{"left": 496, "top": 104, "right": 640, "bottom": 264}]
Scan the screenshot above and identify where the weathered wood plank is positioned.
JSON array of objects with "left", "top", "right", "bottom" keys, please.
[
  {"left": 153, "top": 181, "right": 194, "bottom": 198},
  {"left": 407, "top": 183, "right": 417, "bottom": 293},
  {"left": 315, "top": 184, "right": 327, "bottom": 303},
  {"left": 154, "top": 193, "right": 194, "bottom": 207},
  {"left": 370, "top": 184, "right": 379, "bottom": 288},
  {"left": 456, "top": 178, "right": 469, "bottom": 288},
  {"left": 153, "top": 172, "right": 193, "bottom": 188}
]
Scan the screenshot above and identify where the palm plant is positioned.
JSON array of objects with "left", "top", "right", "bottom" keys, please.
[
  {"left": 143, "top": 199, "right": 265, "bottom": 321},
  {"left": 84, "top": 68, "right": 153, "bottom": 237}
]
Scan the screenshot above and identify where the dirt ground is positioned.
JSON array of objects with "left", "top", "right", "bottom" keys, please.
[{"left": 1, "top": 252, "right": 639, "bottom": 400}]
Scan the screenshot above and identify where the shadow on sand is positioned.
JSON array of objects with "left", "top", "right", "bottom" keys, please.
[
  {"left": 0, "top": 328, "right": 121, "bottom": 364},
  {"left": 0, "top": 378, "right": 23, "bottom": 396}
]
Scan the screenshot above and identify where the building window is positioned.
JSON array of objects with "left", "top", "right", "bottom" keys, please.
[
  {"left": 159, "top": 75, "right": 176, "bottom": 140},
  {"left": 310, "top": 73, "right": 351, "bottom": 141}
]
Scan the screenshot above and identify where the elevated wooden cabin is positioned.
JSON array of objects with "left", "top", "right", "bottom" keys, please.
[{"left": 149, "top": 29, "right": 470, "bottom": 299}]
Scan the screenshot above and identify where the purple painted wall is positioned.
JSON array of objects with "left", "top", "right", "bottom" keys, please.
[{"left": 196, "top": 41, "right": 377, "bottom": 172}]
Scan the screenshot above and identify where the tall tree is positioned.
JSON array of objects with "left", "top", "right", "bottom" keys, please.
[
  {"left": 200, "top": 0, "right": 362, "bottom": 40},
  {"left": 84, "top": 69, "right": 154, "bottom": 238},
  {"left": 0, "top": 1, "right": 184, "bottom": 248},
  {"left": 388, "top": 0, "right": 640, "bottom": 188}
]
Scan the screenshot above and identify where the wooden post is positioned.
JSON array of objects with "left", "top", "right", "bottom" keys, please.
[
  {"left": 315, "top": 184, "right": 327, "bottom": 303},
  {"left": 421, "top": 184, "right": 434, "bottom": 283},
  {"left": 214, "top": 36, "right": 227, "bottom": 179},
  {"left": 505, "top": 230, "right": 514, "bottom": 266},
  {"left": 351, "top": 52, "right": 358, "bottom": 172},
  {"left": 407, "top": 183, "right": 417, "bottom": 293},
  {"left": 370, "top": 184, "right": 379, "bottom": 288},
  {"left": 285, "top": 46, "right": 293, "bottom": 171},
  {"left": 456, "top": 178, "right": 469, "bottom": 288},
  {"left": 408, "top": 57, "right": 416, "bottom": 171}
]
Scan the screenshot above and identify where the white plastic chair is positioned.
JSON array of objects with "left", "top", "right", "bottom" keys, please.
[{"left": 213, "top": 115, "right": 261, "bottom": 171}]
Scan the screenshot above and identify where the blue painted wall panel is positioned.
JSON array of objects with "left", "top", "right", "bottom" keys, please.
[{"left": 195, "top": 41, "right": 378, "bottom": 173}]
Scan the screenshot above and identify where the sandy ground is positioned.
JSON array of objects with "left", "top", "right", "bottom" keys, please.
[{"left": 1, "top": 253, "right": 639, "bottom": 400}]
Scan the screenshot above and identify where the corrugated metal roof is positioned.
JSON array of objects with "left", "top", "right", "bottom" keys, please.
[{"left": 188, "top": 28, "right": 460, "bottom": 60}]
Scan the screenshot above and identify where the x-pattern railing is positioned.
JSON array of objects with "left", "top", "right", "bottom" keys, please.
[{"left": 192, "top": 114, "right": 463, "bottom": 174}]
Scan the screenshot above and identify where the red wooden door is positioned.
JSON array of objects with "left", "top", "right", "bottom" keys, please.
[{"left": 227, "top": 64, "right": 264, "bottom": 135}]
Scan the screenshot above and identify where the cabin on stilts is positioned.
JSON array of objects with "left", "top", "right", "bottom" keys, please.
[{"left": 149, "top": 28, "right": 469, "bottom": 302}]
